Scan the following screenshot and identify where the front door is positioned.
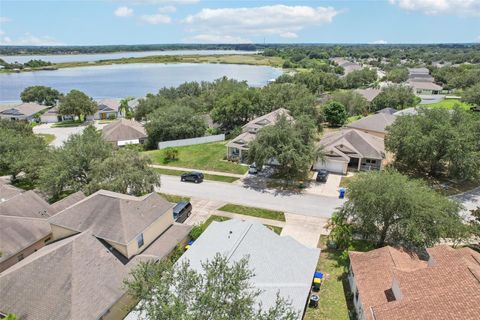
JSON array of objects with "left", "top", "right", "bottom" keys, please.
[{"left": 101, "top": 112, "right": 107, "bottom": 120}]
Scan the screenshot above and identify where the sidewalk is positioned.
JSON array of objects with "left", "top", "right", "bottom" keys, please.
[{"left": 150, "top": 164, "right": 245, "bottom": 178}]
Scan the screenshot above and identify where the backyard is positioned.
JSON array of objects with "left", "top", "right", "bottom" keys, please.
[{"left": 144, "top": 141, "right": 248, "bottom": 175}]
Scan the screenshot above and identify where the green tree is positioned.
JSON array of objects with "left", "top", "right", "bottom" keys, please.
[
  {"left": 330, "top": 90, "right": 369, "bottom": 116},
  {"left": 462, "top": 83, "right": 480, "bottom": 106},
  {"left": 337, "top": 170, "right": 463, "bottom": 248},
  {"left": 86, "top": 148, "right": 160, "bottom": 196},
  {"left": 20, "top": 85, "right": 62, "bottom": 106},
  {"left": 58, "top": 89, "right": 97, "bottom": 120},
  {"left": 344, "top": 68, "right": 377, "bottom": 89},
  {"left": 386, "top": 67, "right": 409, "bottom": 83},
  {"left": 323, "top": 101, "right": 348, "bottom": 127},
  {"left": 211, "top": 87, "right": 260, "bottom": 130},
  {"left": 248, "top": 115, "right": 318, "bottom": 181},
  {"left": 119, "top": 97, "right": 134, "bottom": 118},
  {"left": 145, "top": 106, "right": 207, "bottom": 149},
  {"left": 125, "top": 254, "right": 298, "bottom": 320},
  {"left": 385, "top": 107, "right": 480, "bottom": 181},
  {"left": 0, "top": 120, "right": 49, "bottom": 182},
  {"left": 371, "top": 85, "right": 418, "bottom": 111}
]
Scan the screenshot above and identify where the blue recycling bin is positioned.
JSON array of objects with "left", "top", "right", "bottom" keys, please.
[{"left": 339, "top": 187, "right": 346, "bottom": 199}]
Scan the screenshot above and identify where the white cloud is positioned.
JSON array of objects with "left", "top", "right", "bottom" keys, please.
[
  {"left": 140, "top": 13, "right": 171, "bottom": 24},
  {"left": 372, "top": 39, "right": 388, "bottom": 44},
  {"left": 131, "top": 0, "right": 199, "bottom": 4},
  {"left": 158, "top": 5, "right": 176, "bottom": 13},
  {"left": 0, "top": 16, "right": 12, "bottom": 23},
  {"left": 114, "top": 6, "right": 133, "bottom": 17},
  {"left": 0, "top": 33, "right": 63, "bottom": 46},
  {"left": 389, "top": 0, "right": 480, "bottom": 16},
  {"left": 0, "top": 30, "right": 4, "bottom": 36},
  {"left": 183, "top": 5, "right": 338, "bottom": 40},
  {"left": 187, "top": 34, "right": 251, "bottom": 44}
]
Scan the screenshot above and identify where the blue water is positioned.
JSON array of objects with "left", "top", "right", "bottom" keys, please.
[
  {"left": 0, "top": 50, "right": 257, "bottom": 64},
  {"left": 0, "top": 63, "right": 282, "bottom": 102}
]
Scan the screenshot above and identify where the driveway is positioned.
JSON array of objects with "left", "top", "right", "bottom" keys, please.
[
  {"left": 453, "top": 186, "right": 480, "bottom": 218},
  {"left": 156, "top": 175, "right": 344, "bottom": 219},
  {"left": 304, "top": 172, "right": 342, "bottom": 197},
  {"left": 33, "top": 122, "right": 107, "bottom": 147}
]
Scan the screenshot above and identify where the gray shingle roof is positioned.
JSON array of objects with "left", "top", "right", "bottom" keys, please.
[
  {"left": 347, "top": 113, "right": 396, "bottom": 134},
  {"left": 176, "top": 219, "right": 320, "bottom": 318},
  {"left": 95, "top": 99, "right": 120, "bottom": 112},
  {"left": 320, "top": 129, "right": 385, "bottom": 159},
  {"left": 0, "top": 182, "right": 22, "bottom": 202},
  {"left": 0, "top": 190, "right": 51, "bottom": 218},
  {"left": 48, "top": 191, "right": 86, "bottom": 215},
  {"left": 48, "top": 190, "right": 174, "bottom": 245},
  {"left": 0, "top": 102, "right": 45, "bottom": 117},
  {"left": 355, "top": 88, "right": 381, "bottom": 102},
  {"left": 102, "top": 118, "right": 147, "bottom": 142},
  {"left": 0, "top": 215, "right": 51, "bottom": 264},
  {"left": 376, "top": 107, "right": 397, "bottom": 115}
]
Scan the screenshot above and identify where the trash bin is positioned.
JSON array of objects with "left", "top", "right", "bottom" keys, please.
[
  {"left": 339, "top": 187, "right": 346, "bottom": 199},
  {"left": 312, "top": 278, "right": 321, "bottom": 292},
  {"left": 309, "top": 294, "right": 319, "bottom": 308}
]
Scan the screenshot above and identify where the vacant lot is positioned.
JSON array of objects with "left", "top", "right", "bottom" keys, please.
[
  {"left": 218, "top": 203, "right": 286, "bottom": 221},
  {"left": 145, "top": 141, "right": 248, "bottom": 175}
]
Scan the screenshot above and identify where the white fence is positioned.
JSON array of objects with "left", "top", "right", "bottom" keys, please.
[{"left": 158, "top": 134, "right": 225, "bottom": 149}]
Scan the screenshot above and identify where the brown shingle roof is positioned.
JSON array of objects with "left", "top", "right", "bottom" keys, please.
[
  {"left": 320, "top": 129, "right": 385, "bottom": 160},
  {"left": 346, "top": 113, "right": 396, "bottom": 134},
  {"left": 48, "top": 190, "right": 173, "bottom": 245},
  {"left": 0, "top": 190, "right": 51, "bottom": 218},
  {"left": 102, "top": 118, "right": 147, "bottom": 142},
  {"left": 0, "top": 102, "right": 46, "bottom": 117},
  {"left": 350, "top": 245, "right": 480, "bottom": 320},
  {"left": 0, "top": 183, "right": 22, "bottom": 202}
]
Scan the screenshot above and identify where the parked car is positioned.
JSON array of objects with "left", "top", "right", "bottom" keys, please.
[
  {"left": 316, "top": 169, "right": 329, "bottom": 183},
  {"left": 181, "top": 172, "right": 204, "bottom": 183},
  {"left": 173, "top": 201, "right": 192, "bottom": 223},
  {"left": 248, "top": 163, "right": 258, "bottom": 174}
]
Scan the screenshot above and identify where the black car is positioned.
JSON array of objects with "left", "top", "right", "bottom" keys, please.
[
  {"left": 316, "top": 169, "right": 329, "bottom": 182},
  {"left": 181, "top": 171, "right": 204, "bottom": 183},
  {"left": 173, "top": 201, "right": 192, "bottom": 223}
]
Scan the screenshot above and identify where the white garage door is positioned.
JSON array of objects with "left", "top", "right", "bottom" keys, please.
[{"left": 314, "top": 159, "right": 346, "bottom": 174}]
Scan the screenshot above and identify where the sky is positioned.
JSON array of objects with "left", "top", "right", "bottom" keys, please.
[{"left": 0, "top": 0, "right": 479, "bottom": 46}]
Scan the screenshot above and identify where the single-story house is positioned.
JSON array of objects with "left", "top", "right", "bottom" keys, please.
[
  {"left": 87, "top": 99, "right": 121, "bottom": 121},
  {"left": 348, "top": 245, "right": 480, "bottom": 320},
  {"left": 126, "top": 219, "right": 320, "bottom": 320},
  {"left": 0, "top": 189, "right": 85, "bottom": 272},
  {"left": 331, "top": 57, "right": 363, "bottom": 75},
  {"left": 40, "top": 106, "right": 74, "bottom": 123},
  {"left": 102, "top": 118, "right": 147, "bottom": 146},
  {"left": 0, "top": 102, "right": 46, "bottom": 121},
  {"left": 355, "top": 88, "right": 381, "bottom": 103},
  {"left": 227, "top": 108, "right": 291, "bottom": 163},
  {"left": 0, "top": 190, "right": 191, "bottom": 320},
  {"left": 408, "top": 67, "right": 434, "bottom": 82},
  {"left": 408, "top": 80, "right": 443, "bottom": 95},
  {"left": 313, "top": 129, "right": 386, "bottom": 174},
  {"left": 346, "top": 113, "right": 396, "bottom": 138}
]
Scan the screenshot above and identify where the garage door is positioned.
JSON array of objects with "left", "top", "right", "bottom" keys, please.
[{"left": 314, "top": 159, "right": 346, "bottom": 174}]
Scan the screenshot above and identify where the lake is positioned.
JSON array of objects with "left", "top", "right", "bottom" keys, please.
[
  {"left": 0, "top": 63, "right": 282, "bottom": 102},
  {"left": 0, "top": 50, "right": 257, "bottom": 64}
]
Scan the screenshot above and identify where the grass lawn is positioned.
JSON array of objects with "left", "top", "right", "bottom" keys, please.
[
  {"left": 265, "top": 224, "right": 283, "bottom": 235},
  {"left": 144, "top": 141, "right": 248, "bottom": 175},
  {"left": 218, "top": 203, "right": 286, "bottom": 221},
  {"left": 157, "top": 192, "right": 190, "bottom": 203},
  {"left": 339, "top": 176, "right": 356, "bottom": 189},
  {"left": 52, "top": 120, "right": 84, "bottom": 128},
  {"left": 304, "top": 236, "right": 374, "bottom": 320},
  {"left": 154, "top": 168, "right": 239, "bottom": 183},
  {"left": 346, "top": 115, "right": 363, "bottom": 124},
  {"left": 36, "top": 133, "right": 55, "bottom": 144},
  {"left": 423, "top": 99, "right": 471, "bottom": 110}
]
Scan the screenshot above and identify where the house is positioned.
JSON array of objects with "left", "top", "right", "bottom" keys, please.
[
  {"left": 408, "top": 67, "right": 434, "bottom": 82},
  {"left": 126, "top": 219, "right": 320, "bottom": 320},
  {"left": 331, "top": 57, "right": 363, "bottom": 75},
  {"left": 0, "top": 190, "right": 191, "bottom": 320},
  {"left": 40, "top": 106, "right": 74, "bottom": 123},
  {"left": 313, "top": 129, "right": 386, "bottom": 174},
  {"left": 346, "top": 113, "right": 396, "bottom": 138},
  {"left": 0, "top": 180, "right": 22, "bottom": 202},
  {"left": 0, "top": 190, "right": 85, "bottom": 272},
  {"left": 0, "top": 102, "right": 46, "bottom": 121},
  {"left": 348, "top": 245, "right": 480, "bottom": 320},
  {"left": 408, "top": 80, "right": 443, "bottom": 95},
  {"left": 102, "top": 118, "right": 147, "bottom": 146},
  {"left": 355, "top": 88, "right": 381, "bottom": 103},
  {"left": 227, "top": 108, "right": 291, "bottom": 163},
  {"left": 87, "top": 99, "right": 121, "bottom": 121}
]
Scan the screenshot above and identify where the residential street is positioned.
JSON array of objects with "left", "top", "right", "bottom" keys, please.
[{"left": 156, "top": 175, "right": 345, "bottom": 218}]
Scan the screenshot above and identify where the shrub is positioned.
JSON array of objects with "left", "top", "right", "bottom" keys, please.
[
  {"left": 189, "top": 224, "right": 206, "bottom": 240},
  {"left": 108, "top": 113, "right": 117, "bottom": 120},
  {"left": 163, "top": 147, "right": 179, "bottom": 162}
]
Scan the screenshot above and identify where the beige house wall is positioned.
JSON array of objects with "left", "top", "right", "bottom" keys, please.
[
  {"left": 50, "top": 224, "right": 78, "bottom": 241},
  {"left": 125, "top": 209, "right": 174, "bottom": 258},
  {"left": 0, "top": 234, "right": 52, "bottom": 273}
]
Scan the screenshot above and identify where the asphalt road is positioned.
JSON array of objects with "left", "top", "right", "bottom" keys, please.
[{"left": 156, "top": 175, "right": 345, "bottom": 218}]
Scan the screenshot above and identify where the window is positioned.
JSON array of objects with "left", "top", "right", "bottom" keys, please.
[
  {"left": 365, "top": 159, "right": 377, "bottom": 164},
  {"left": 136, "top": 233, "right": 144, "bottom": 248}
]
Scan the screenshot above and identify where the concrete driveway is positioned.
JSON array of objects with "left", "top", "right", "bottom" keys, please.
[
  {"left": 304, "top": 172, "right": 342, "bottom": 197},
  {"left": 156, "top": 175, "right": 344, "bottom": 219},
  {"left": 33, "top": 122, "right": 107, "bottom": 147}
]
